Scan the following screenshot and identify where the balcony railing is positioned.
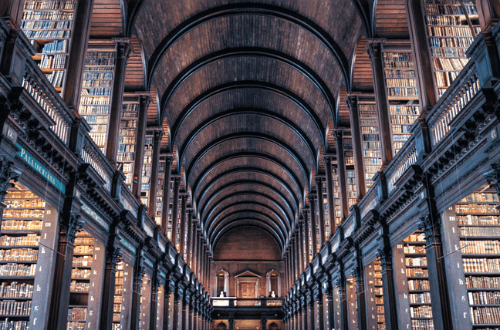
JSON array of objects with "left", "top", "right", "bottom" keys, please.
[
  {"left": 81, "top": 135, "right": 113, "bottom": 191},
  {"left": 211, "top": 297, "right": 283, "bottom": 307}
]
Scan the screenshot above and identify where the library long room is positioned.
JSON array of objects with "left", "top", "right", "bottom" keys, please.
[{"left": 2, "top": 0, "right": 500, "bottom": 329}]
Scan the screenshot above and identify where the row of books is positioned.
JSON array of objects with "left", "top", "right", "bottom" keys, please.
[
  {"left": 406, "top": 268, "right": 429, "bottom": 277},
  {"left": 89, "top": 124, "right": 108, "bottom": 132},
  {"left": 117, "top": 153, "right": 135, "bottom": 162},
  {"left": 410, "top": 305, "right": 433, "bottom": 318},
  {"left": 456, "top": 204, "right": 499, "bottom": 214},
  {"left": 80, "top": 95, "right": 111, "bottom": 105},
  {"left": 384, "top": 61, "right": 414, "bottom": 69},
  {"left": 428, "top": 26, "right": 477, "bottom": 38},
  {"left": 460, "top": 227, "right": 500, "bottom": 239},
  {"left": 429, "top": 36, "right": 473, "bottom": 49},
  {"left": 409, "top": 292, "right": 432, "bottom": 304},
  {"left": 426, "top": 14, "right": 469, "bottom": 26},
  {"left": 72, "top": 256, "right": 93, "bottom": 268},
  {"left": 82, "top": 72, "right": 113, "bottom": 81},
  {"left": 384, "top": 70, "right": 416, "bottom": 79},
  {"left": 24, "top": 0, "right": 77, "bottom": 10},
  {"left": 2, "top": 220, "right": 42, "bottom": 231},
  {"left": 41, "top": 39, "right": 68, "bottom": 54},
  {"left": 0, "top": 249, "right": 38, "bottom": 262},
  {"left": 469, "top": 291, "right": 500, "bottom": 305},
  {"left": 406, "top": 257, "right": 428, "bottom": 267},
  {"left": 386, "top": 78, "right": 417, "bottom": 88},
  {"left": 82, "top": 80, "right": 112, "bottom": 88},
  {"left": 462, "top": 258, "right": 500, "bottom": 273},
  {"left": 68, "top": 307, "right": 87, "bottom": 321},
  {"left": 460, "top": 194, "right": 500, "bottom": 203},
  {"left": 0, "top": 283, "right": 33, "bottom": 298},
  {"left": 387, "top": 87, "right": 419, "bottom": 98},
  {"left": 435, "top": 70, "right": 459, "bottom": 88},
  {"left": 67, "top": 322, "right": 85, "bottom": 330},
  {"left": 69, "top": 280, "right": 89, "bottom": 292},
  {"left": 45, "top": 70, "right": 64, "bottom": 88},
  {"left": 81, "top": 88, "right": 112, "bottom": 96},
  {"left": 433, "top": 57, "right": 468, "bottom": 71},
  {"left": 85, "top": 58, "right": 115, "bottom": 67},
  {"left": 383, "top": 52, "right": 414, "bottom": 63},
  {"left": 404, "top": 245, "right": 426, "bottom": 254},
  {"left": 424, "top": 3, "right": 477, "bottom": 16},
  {"left": 24, "top": 30, "right": 70, "bottom": 39},
  {"left": 408, "top": 279, "right": 430, "bottom": 291},
  {"left": 73, "top": 245, "right": 93, "bottom": 255},
  {"left": 22, "top": 10, "right": 73, "bottom": 21},
  {"left": 22, "top": 20, "right": 72, "bottom": 30},
  {"left": 71, "top": 268, "right": 91, "bottom": 279},
  {"left": 78, "top": 105, "right": 109, "bottom": 115},
  {"left": 363, "top": 157, "right": 382, "bottom": 165},
  {"left": 119, "top": 136, "right": 136, "bottom": 144},
  {"left": 410, "top": 319, "right": 434, "bottom": 330},
  {"left": 460, "top": 240, "right": 500, "bottom": 254},
  {"left": 39, "top": 53, "right": 66, "bottom": 70},
  {"left": 0, "top": 321, "right": 29, "bottom": 330},
  {"left": 391, "top": 115, "right": 419, "bottom": 125},
  {"left": 4, "top": 200, "right": 44, "bottom": 209},
  {"left": 0, "top": 264, "right": 36, "bottom": 277},
  {"left": 431, "top": 47, "right": 468, "bottom": 58},
  {"left": 466, "top": 276, "right": 500, "bottom": 289},
  {"left": 390, "top": 105, "right": 420, "bottom": 115},
  {"left": 471, "top": 307, "right": 500, "bottom": 324},
  {"left": 0, "top": 300, "right": 31, "bottom": 316},
  {"left": 0, "top": 235, "right": 39, "bottom": 247}
]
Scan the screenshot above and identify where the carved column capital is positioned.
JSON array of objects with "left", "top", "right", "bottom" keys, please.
[
  {"left": 418, "top": 213, "right": 441, "bottom": 245},
  {"left": 0, "top": 157, "right": 21, "bottom": 203},
  {"left": 62, "top": 213, "right": 85, "bottom": 244},
  {"left": 484, "top": 161, "right": 500, "bottom": 197}
]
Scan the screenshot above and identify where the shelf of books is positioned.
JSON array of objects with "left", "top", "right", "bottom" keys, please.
[
  {"left": 139, "top": 274, "right": 152, "bottom": 329},
  {"left": 365, "top": 258, "right": 385, "bottom": 330},
  {"left": 112, "top": 259, "right": 133, "bottom": 330},
  {"left": 455, "top": 190, "right": 500, "bottom": 328},
  {"left": 156, "top": 284, "right": 165, "bottom": 328},
  {"left": 382, "top": 51, "right": 420, "bottom": 156},
  {"left": 0, "top": 182, "right": 58, "bottom": 329},
  {"left": 154, "top": 159, "right": 166, "bottom": 226},
  {"left": 332, "top": 166, "right": 341, "bottom": 228},
  {"left": 321, "top": 183, "right": 330, "bottom": 240},
  {"left": 342, "top": 137, "right": 357, "bottom": 213},
  {"left": 359, "top": 102, "right": 382, "bottom": 189},
  {"left": 346, "top": 275, "right": 358, "bottom": 328},
  {"left": 394, "top": 231, "right": 434, "bottom": 330},
  {"left": 118, "top": 100, "right": 139, "bottom": 189},
  {"left": 140, "top": 136, "right": 154, "bottom": 206},
  {"left": 332, "top": 285, "right": 342, "bottom": 330},
  {"left": 21, "top": 0, "right": 78, "bottom": 93},
  {"left": 167, "top": 180, "right": 174, "bottom": 241},
  {"left": 79, "top": 50, "right": 116, "bottom": 153},
  {"left": 423, "top": 0, "right": 481, "bottom": 97},
  {"left": 68, "top": 229, "right": 104, "bottom": 330}
]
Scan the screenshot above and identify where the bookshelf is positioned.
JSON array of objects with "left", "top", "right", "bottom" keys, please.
[
  {"left": 21, "top": 0, "right": 78, "bottom": 93},
  {"left": 423, "top": 0, "right": 481, "bottom": 97},
  {"left": 118, "top": 100, "right": 139, "bottom": 189},
  {"left": 322, "top": 184, "right": 330, "bottom": 240},
  {"left": 397, "top": 231, "right": 434, "bottom": 330},
  {"left": 154, "top": 159, "right": 166, "bottom": 226},
  {"left": 167, "top": 180, "right": 173, "bottom": 241},
  {"left": 67, "top": 229, "right": 95, "bottom": 330},
  {"left": 141, "top": 136, "right": 154, "bottom": 206},
  {"left": 343, "top": 136, "right": 357, "bottom": 210},
  {"left": 455, "top": 191, "right": 500, "bottom": 327},
  {"left": 359, "top": 102, "right": 382, "bottom": 189},
  {"left": 332, "top": 167, "right": 341, "bottom": 228},
  {"left": 79, "top": 50, "right": 116, "bottom": 153},
  {"left": 346, "top": 275, "right": 358, "bottom": 328},
  {"left": 139, "top": 274, "right": 151, "bottom": 329},
  {"left": 112, "top": 260, "right": 125, "bottom": 330},
  {"left": 365, "top": 258, "right": 385, "bottom": 330},
  {"left": 382, "top": 51, "right": 420, "bottom": 156},
  {"left": 0, "top": 184, "right": 45, "bottom": 329}
]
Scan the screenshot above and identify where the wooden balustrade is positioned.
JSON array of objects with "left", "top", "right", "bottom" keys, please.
[{"left": 81, "top": 135, "right": 113, "bottom": 191}]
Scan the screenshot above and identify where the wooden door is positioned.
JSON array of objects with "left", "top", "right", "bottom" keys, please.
[{"left": 241, "top": 283, "right": 255, "bottom": 298}]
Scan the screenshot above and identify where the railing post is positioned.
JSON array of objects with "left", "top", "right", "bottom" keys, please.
[{"left": 0, "top": 29, "right": 32, "bottom": 86}]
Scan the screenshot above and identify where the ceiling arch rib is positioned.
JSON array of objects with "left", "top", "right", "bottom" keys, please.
[
  {"left": 161, "top": 47, "right": 335, "bottom": 137},
  {"left": 203, "top": 192, "right": 291, "bottom": 236},
  {"left": 196, "top": 168, "right": 299, "bottom": 214},
  {"left": 192, "top": 154, "right": 304, "bottom": 208},
  {"left": 185, "top": 134, "right": 310, "bottom": 193},
  {"left": 178, "top": 110, "right": 317, "bottom": 172},
  {"left": 208, "top": 208, "right": 286, "bottom": 248},
  {"left": 145, "top": 3, "right": 351, "bottom": 90},
  {"left": 171, "top": 81, "right": 325, "bottom": 152},
  {"left": 212, "top": 219, "right": 284, "bottom": 253},
  {"left": 200, "top": 185, "right": 294, "bottom": 230}
]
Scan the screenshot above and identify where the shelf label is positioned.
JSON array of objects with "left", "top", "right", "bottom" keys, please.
[
  {"left": 144, "top": 257, "right": 154, "bottom": 268},
  {"left": 121, "top": 238, "right": 136, "bottom": 254},
  {"left": 16, "top": 143, "right": 65, "bottom": 193},
  {"left": 81, "top": 202, "right": 109, "bottom": 231}
]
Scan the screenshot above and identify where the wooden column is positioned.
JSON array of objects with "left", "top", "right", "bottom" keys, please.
[
  {"left": 173, "top": 290, "right": 182, "bottom": 329},
  {"left": 106, "top": 40, "right": 131, "bottom": 164},
  {"left": 367, "top": 41, "right": 393, "bottom": 167},
  {"left": 316, "top": 295, "right": 324, "bottom": 330},
  {"left": 186, "top": 210, "right": 193, "bottom": 266},
  {"left": 149, "top": 268, "right": 160, "bottom": 330},
  {"left": 0, "top": 0, "right": 26, "bottom": 28},
  {"left": 181, "top": 296, "right": 189, "bottom": 330},
  {"left": 132, "top": 95, "right": 151, "bottom": 198},
  {"left": 326, "top": 287, "right": 335, "bottom": 330},
  {"left": 179, "top": 194, "right": 187, "bottom": 258},
  {"left": 308, "top": 194, "right": 318, "bottom": 255},
  {"left": 302, "top": 209, "right": 310, "bottom": 265},
  {"left": 346, "top": 95, "right": 366, "bottom": 199},
  {"left": 130, "top": 253, "right": 145, "bottom": 330},
  {"left": 302, "top": 301, "right": 308, "bottom": 330},
  {"left": 315, "top": 177, "right": 326, "bottom": 247},
  {"left": 477, "top": 0, "right": 500, "bottom": 31},
  {"left": 197, "top": 229, "right": 202, "bottom": 279},
  {"left": 62, "top": 0, "right": 94, "bottom": 109},
  {"left": 354, "top": 266, "right": 367, "bottom": 330},
  {"left": 171, "top": 177, "right": 180, "bottom": 249},
  {"left": 291, "top": 237, "right": 297, "bottom": 281},
  {"left": 192, "top": 223, "right": 199, "bottom": 274},
  {"left": 323, "top": 156, "right": 336, "bottom": 234},
  {"left": 148, "top": 130, "right": 162, "bottom": 219},
  {"left": 161, "top": 156, "right": 173, "bottom": 234},
  {"left": 337, "top": 273, "right": 349, "bottom": 330},
  {"left": 405, "top": 0, "right": 438, "bottom": 113},
  {"left": 334, "top": 130, "right": 349, "bottom": 222},
  {"left": 98, "top": 231, "right": 122, "bottom": 330},
  {"left": 377, "top": 229, "right": 399, "bottom": 330},
  {"left": 297, "top": 221, "right": 304, "bottom": 274},
  {"left": 163, "top": 285, "right": 173, "bottom": 330}
]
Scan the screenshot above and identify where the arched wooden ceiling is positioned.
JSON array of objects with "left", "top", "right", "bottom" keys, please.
[{"left": 130, "top": 0, "right": 366, "bottom": 253}]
